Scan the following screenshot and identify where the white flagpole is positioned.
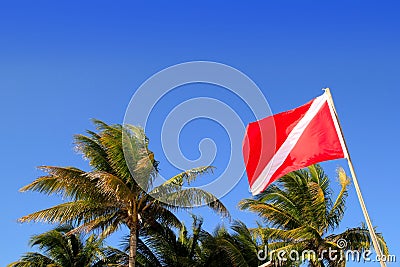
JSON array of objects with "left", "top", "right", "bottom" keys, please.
[{"left": 324, "top": 88, "right": 386, "bottom": 267}]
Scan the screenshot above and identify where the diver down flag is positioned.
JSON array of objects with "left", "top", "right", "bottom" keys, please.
[{"left": 243, "top": 91, "right": 348, "bottom": 195}]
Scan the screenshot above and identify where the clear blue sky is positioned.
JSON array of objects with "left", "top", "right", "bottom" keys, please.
[{"left": 1, "top": 1, "right": 399, "bottom": 266}]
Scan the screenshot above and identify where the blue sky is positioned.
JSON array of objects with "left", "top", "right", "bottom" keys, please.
[{"left": 1, "top": 1, "right": 399, "bottom": 266}]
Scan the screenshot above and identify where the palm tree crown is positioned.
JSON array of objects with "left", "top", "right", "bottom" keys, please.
[
  {"left": 128, "top": 216, "right": 265, "bottom": 267},
  {"left": 8, "top": 225, "right": 116, "bottom": 267},
  {"left": 18, "top": 120, "right": 229, "bottom": 267},
  {"left": 240, "top": 165, "right": 388, "bottom": 267}
]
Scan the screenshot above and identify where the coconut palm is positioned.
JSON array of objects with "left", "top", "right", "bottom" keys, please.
[
  {"left": 138, "top": 215, "right": 205, "bottom": 266},
  {"left": 240, "top": 165, "right": 388, "bottom": 267},
  {"left": 18, "top": 120, "right": 229, "bottom": 267},
  {"left": 199, "top": 220, "right": 269, "bottom": 267},
  {"left": 129, "top": 217, "right": 267, "bottom": 267},
  {"left": 8, "top": 225, "right": 118, "bottom": 267},
  {"left": 101, "top": 215, "right": 210, "bottom": 266}
]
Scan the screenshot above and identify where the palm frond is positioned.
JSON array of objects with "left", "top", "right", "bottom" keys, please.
[
  {"left": 18, "top": 200, "right": 117, "bottom": 225},
  {"left": 7, "top": 252, "right": 57, "bottom": 267},
  {"left": 215, "top": 238, "right": 250, "bottom": 267},
  {"left": 159, "top": 187, "right": 229, "bottom": 218},
  {"left": 326, "top": 224, "right": 389, "bottom": 255},
  {"left": 74, "top": 132, "right": 114, "bottom": 174},
  {"left": 307, "top": 181, "right": 328, "bottom": 233},
  {"left": 239, "top": 199, "right": 300, "bottom": 228},
  {"left": 67, "top": 211, "right": 123, "bottom": 238},
  {"left": 259, "top": 226, "right": 319, "bottom": 241},
  {"left": 163, "top": 166, "right": 215, "bottom": 187},
  {"left": 149, "top": 166, "right": 215, "bottom": 198},
  {"left": 86, "top": 171, "right": 134, "bottom": 204},
  {"left": 327, "top": 167, "right": 350, "bottom": 231}
]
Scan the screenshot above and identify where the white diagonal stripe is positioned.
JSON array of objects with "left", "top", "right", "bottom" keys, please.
[{"left": 251, "top": 93, "right": 328, "bottom": 195}]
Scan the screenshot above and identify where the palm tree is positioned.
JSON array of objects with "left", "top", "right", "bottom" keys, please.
[
  {"left": 239, "top": 165, "right": 388, "bottom": 267},
  {"left": 8, "top": 225, "right": 118, "bottom": 267},
  {"left": 199, "top": 220, "right": 268, "bottom": 267},
  {"left": 18, "top": 120, "right": 229, "bottom": 267},
  {"left": 138, "top": 214, "right": 205, "bottom": 266},
  {"left": 100, "top": 215, "right": 215, "bottom": 266},
  {"left": 132, "top": 217, "right": 266, "bottom": 267}
]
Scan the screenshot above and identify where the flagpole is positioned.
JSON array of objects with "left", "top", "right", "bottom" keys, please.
[{"left": 324, "top": 88, "right": 386, "bottom": 267}]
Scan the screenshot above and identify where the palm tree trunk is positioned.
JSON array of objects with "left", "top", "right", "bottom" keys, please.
[{"left": 129, "top": 224, "right": 137, "bottom": 267}]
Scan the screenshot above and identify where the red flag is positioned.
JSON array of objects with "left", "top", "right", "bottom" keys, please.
[{"left": 243, "top": 91, "right": 347, "bottom": 195}]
